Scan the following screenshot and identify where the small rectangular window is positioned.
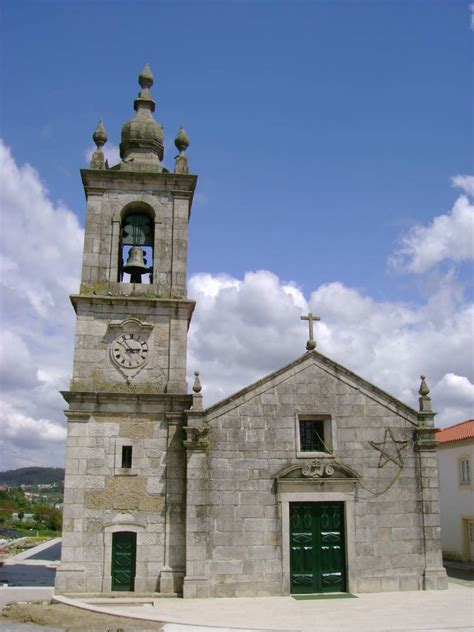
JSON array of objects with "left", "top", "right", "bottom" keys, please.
[
  {"left": 460, "top": 458, "right": 470, "bottom": 485},
  {"left": 122, "top": 445, "right": 133, "bottom": 469},
  {"left": 299, "top": 420, "right": 325, "bottom": 452}
]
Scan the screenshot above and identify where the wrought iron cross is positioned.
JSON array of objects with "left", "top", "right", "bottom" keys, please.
[{"left": 300, "top": 312, "right": 320, "bottom": 351}]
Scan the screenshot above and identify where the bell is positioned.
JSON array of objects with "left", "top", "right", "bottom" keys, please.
[{"left": 123, "top": 246, "right": 148, "bottom": 283}]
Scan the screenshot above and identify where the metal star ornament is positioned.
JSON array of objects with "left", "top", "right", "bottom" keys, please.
[{"left": 370, "top": 429, "right": 408, "bottom": 468}]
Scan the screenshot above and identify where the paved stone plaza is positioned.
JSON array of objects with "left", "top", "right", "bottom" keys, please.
[
  {"left": 2, "top": 540, "right": 471, "bottom": 630},
  {"left": 53, "top": 583, "right": 472, "bottom": 631}
]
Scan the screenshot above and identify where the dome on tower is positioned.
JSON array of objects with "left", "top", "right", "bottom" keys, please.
[{"left": 119, "top": 64, "right": 165, "bottom": 169}]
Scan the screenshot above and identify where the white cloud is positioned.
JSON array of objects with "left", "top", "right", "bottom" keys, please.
[
  {"left": 0, "top": 140, "right": 83, "bottom": 469},
  {"left": 2, "top": 403, "right": 66, "bottom": 448},
  {"left": 452, "top": 174, "right": 474, "bottom": 197},
  {"left": 85, "top": 142, "right": 121, "bottom": 167},
  {"left": 389, "top": 192, "right": 474, "bottom": 273},
  {"left": 0, "top": 330, "right": 37, "bottom": 390},
  {"left": 435, "top": 373, "right": 474, "bottom": 406},
  {"left": 188, "top": 271, "right": 473, "bottom": 427},
  {"left": 1, "top": 140, "right": 471, "bottom": 470},
  {"left": 433, "top": 373, "right": 474, "bottom": 426}
]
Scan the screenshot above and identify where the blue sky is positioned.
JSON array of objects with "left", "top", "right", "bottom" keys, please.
[
  {"left": 2, "top": 0, "right": 472, "bottom": 297},
  {"left": 0, "top": 1, "right": 473, "bottom": 468}
]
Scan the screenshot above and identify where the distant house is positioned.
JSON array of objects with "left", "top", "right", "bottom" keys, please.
[
  {"left": 436, "top": 420, "right": 474, "bottom": 562},
  {"left": 11, "top": 513, "right": 35, "bottom": 523}
]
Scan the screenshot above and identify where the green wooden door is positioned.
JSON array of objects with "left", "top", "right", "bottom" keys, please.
[
  {"left": 111, "top": 531, "right": 136, "bottom": 591},
  {"left": 290, "top": 502, "right": 346, "bottom": 594}
]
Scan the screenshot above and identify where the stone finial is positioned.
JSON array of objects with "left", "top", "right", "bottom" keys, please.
[
  {"left": 92, "top": 119, "right": 108, "bottom": 148},
  {"left": 174, "top": 127, "right": 190, "bottom": 175},
  {"left": 191, "top": 371, "right": 203, "bottom": 412},
  {"left": 175, "top": 127, "right": 190, "bottom": 154},
  {"left": 418, "top": 375, "right": 432, "bottom": 414},
  {"left": 90, "top": 119, "right": 108, "bottom": 169},
  {"left": 120, "top": 64, "right": 163, "bottom": 167},
  {"left": 416, "top": 374, "right": 438, "bottom": 441},
  {"left": 134, "top": 63, "right": 156, "bottom": 112},
  {"left": 139, "top": 63, "right": 154, "bottom": 88},
  {"left": 192, "top": 370, "right": 202, "bottom": 393},
  {"left": 419, "top": 375, "right": 430, "bottom": 397}
]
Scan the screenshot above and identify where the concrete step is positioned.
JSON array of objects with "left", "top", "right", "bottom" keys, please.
[{"left": 54, "top": 591, "right": 179, "bottom": 602}]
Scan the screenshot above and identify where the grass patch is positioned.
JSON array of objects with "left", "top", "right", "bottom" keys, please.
[{"left": 292, "top": 593, "right": 357, "bottom": 600}]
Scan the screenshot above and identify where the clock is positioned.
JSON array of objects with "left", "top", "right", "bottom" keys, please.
[{"left": 111, "top": 333, "right": 149, "bottom": 370}]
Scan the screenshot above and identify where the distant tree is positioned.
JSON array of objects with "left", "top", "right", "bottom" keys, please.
[
  {"left": 18, "top": 510, "right": 24, "bottom": 521},
  {"left": 0, "top": 467, "right": 65, "bottom": 486},
  {"left": 33, "top": 505, "right": 62, "bottom": 531}
]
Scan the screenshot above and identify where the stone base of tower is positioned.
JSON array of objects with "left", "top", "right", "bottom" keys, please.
[
  {"left": 57, "top": 390, "right": 192, "bottom": 597},
  {"left": 423, "top": 568, "right": 449, "bottom": 590},
  {"left": 55, "top": 564, "right": 87, "bottom": 594}
]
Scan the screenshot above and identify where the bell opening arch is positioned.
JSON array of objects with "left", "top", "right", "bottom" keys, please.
[{"left": 111, "top": 202, "right": 156, "bottom": 285}]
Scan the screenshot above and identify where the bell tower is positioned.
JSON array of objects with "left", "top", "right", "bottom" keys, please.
[{"left": 55, "top": 65, "right": 197, "bottom": 595}]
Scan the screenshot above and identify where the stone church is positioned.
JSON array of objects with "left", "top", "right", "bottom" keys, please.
[{"left": 55, "top": 64, "right": 447, "bottom": 598}]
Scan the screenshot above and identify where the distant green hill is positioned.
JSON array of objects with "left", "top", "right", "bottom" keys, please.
[{"left": 0, "top": 467, "right": 65, "bottom": 486}]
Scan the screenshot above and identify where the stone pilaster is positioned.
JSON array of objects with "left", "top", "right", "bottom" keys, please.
[
  {"left": 416, "top": 376, "right": 448, "bottom": 590},
  {"left": 160, "top": 412, "right": 186, "bottom": 595},
  {"left": 182, "top": 388, "right": 210, "bottom": 598}
]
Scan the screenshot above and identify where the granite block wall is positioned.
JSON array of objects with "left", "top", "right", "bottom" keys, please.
[{"left": 195, "top": 354, "right": 439, "bottom": 596}]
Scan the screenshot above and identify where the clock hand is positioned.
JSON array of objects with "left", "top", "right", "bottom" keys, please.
[{"left": 122, "top": 339, "right": 142, "bottom": 354}]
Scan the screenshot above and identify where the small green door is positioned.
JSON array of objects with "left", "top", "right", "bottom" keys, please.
[
  {"left": 290, "top": 502, "right": 346, "bottom": 594},
  {"left": 111, "top": 531, "right": 136, "bottom": 591}
]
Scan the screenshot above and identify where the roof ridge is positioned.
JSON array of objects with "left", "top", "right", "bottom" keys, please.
[
  {"left": 204, "top": 349, "right": 418, "bottom": 422},
  {"left": 436, "top": 419, "right": 474, "bottom": 444},
  {"left": 439, "top": 419, "right": 474, "bottom": 431}
]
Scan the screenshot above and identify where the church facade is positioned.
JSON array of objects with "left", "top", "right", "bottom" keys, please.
[{"left": 55, "top": 65, "right": 448, "bottom": 597}]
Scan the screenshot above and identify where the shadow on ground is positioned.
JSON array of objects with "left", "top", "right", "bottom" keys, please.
[{"left": 444, "top": 560, "right": 474, "bottom": 587}]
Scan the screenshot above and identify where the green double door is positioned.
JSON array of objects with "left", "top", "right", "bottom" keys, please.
[
  {"left": 111, "top": 532, "right": 136, "bottom": 591},
  {"left": 290, "top": 502, "right": 346, "bottom": 594}
]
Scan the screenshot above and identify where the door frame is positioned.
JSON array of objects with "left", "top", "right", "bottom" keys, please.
[
  {"left": 103, "top": 522, "right": 145, "bottom": 592},
  {"left": 111, "top": 531, "right": 137, "bottom": 591},
  {"left": 279, "top": 491, "right": 356, "bottom": 595}
]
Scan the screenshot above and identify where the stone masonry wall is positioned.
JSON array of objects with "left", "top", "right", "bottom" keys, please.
[
  {"left": 55, "top": 401, "right": 188, "bottom": 594},
  {"left": 80, "top": 174, "right": 193, "bottom": 300},
  {"left": 70, "top": 298, "right": 191, "bottom": 394},
  {"left": 202, "top": 355, "right": 424, "bottom": 597}
]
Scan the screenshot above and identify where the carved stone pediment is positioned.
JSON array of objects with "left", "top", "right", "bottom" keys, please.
[
  {"left": 105, "top": 317, "right": 155, "bottom": 384},
  {"left": 108, "top": 317, "right": 154, "bottom": 333},
  {"left": 277, "top": 459, "right": 360, "bottom": 482}
]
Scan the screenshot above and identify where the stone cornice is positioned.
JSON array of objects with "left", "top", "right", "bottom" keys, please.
[
  {"left": 69, "top": 294, "right": 195, "bottom": 321},
  {"left": 80, "top": 169, "right": 197, "bottom": 203},
  {"left": 415, "top": 426, "right": 439, "bottom": 452},
  {"left": 62, "top": 390, "right": 193, "bottom": 407}
]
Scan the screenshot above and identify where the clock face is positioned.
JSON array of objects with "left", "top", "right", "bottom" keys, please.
[{"left": 111, "top": 333, "right": 149, "bottom": 370}]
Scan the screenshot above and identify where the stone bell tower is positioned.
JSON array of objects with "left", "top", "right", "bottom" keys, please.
[{"left": 55, "top": 64, "right": 197, "bottom": 595}]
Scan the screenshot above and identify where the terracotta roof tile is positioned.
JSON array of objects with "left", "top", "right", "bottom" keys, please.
[{"left": 436, "top": 419, "right": 474, "bottom": 444}]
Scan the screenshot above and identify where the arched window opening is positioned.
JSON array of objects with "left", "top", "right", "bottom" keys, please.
[{"left": 119, "top": 213, "right": 154, "bottom": 284}]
